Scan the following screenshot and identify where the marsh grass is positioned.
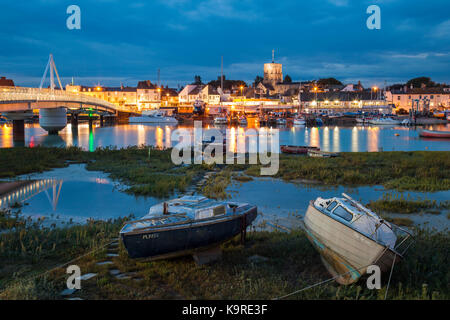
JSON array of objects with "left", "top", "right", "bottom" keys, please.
[
  {"left": 368, "top": 192, "right": 450, "bottom": 214},
  {"left": 201, "top": 169, "right": 232, "bottom": 200},
  {"left": 0, "top": 210, "right": 129, "bottom": 299},
  {"left": 1, "top": 210, "right": 448, "bottom": 300},
  {"left": 246, "top": 151, "right": 450, "bottom": 192}
]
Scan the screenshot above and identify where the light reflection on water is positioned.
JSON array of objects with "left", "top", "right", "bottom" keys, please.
[
  {"left": 2, "top": 165, "right": 159, "bottom": 225},
  {"left": 0, "top": 123, "right": 449, "bottom": 152}
]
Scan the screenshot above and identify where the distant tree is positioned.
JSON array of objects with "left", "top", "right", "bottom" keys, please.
[
  {"left": 284, "top": 75, "right": 292, "bottom": 83},
  {"left": 254, "top": 76, "right": 264, "bottom": 86},
  {"left": 406, "top": 77, "right": 436, "bottom": 88},
  {"left": 193, "top": 75, "right": 202, "bottom": 85},
  {"left": 207, "top": 78, "right": 247, "bottom": 90},
  {"left": 317, "top": 78, "right": 342, "bottom": 86}
]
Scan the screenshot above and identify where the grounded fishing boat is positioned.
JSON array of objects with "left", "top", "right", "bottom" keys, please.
[
  {"left": 307, "top": 149, "right": 339, "bottom": 158},
  {"left": 304, "top": 193, "right": 412, "bottom": 285},
  {"left": 281, "top": 145, "right": 319, "bottom": 154},
  {"left": 120, "top": 196, "right": 257, "bottom": 259},
  {"left": 419, "top": 129, "right": 450, "bottom": 139}
]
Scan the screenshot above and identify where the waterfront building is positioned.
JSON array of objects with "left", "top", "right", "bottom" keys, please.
[
  {"left": 160, "top": 88, "right": 179, "bottom": 108},
  {"left": 137, "top": 80, "right": 161, "bottom": 110},
  {"left": 385, "top": 88, "right": 450, "bottom": 112},
  {"left": 300, "top": 91, "right": 391, "bottom": 113},
  {"left": 66, "top": 80, "right": 174, "bottom": 112},
  {"left": 200, "top": 85, "right": 221, "bottom": 105}
]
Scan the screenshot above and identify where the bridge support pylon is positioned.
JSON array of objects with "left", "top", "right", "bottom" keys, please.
[
  {"left": 12, "top": 120, "right": 25, "bottom": 144},
  {"left": 39, "top": 107, "right": 67, "bottom": 135}
]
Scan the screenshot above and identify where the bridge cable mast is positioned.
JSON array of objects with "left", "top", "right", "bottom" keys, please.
[{"left": 39, "top": 54, "right": 63, "bottom": 91}]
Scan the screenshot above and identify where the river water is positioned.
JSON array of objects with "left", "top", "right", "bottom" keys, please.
[
  {"left": 0, "top": 122, "right": 449, "bottom": 152},
  {"left": 2, "top": 165, "right": 448, "bottom": 231}
]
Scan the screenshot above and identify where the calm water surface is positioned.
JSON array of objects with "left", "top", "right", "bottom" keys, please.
[
  {"left": 2, "top": 165, "right": 448, "bottom": 231},
  {"left": 0, "top": 122, "right": 449, "bottom": 152}
]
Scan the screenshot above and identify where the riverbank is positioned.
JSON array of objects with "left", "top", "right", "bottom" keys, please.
[
  {"left": 1, "top": 147, "right": 449, "bottom": 199},
  {"left": 246, "top": 151, "right": 450, "bottom": 192},
  {"left": 0, "top": 210, "right": 448, "bottom": 300}
]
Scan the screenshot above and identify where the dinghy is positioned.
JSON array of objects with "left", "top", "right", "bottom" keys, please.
[
  {"left": 303, "top": 193, "right": 413, "bottom": 285},
  {"left": 120, "top": 196, "right": 257, "bottom": 259},
  {"left": 307, "top": 150, "right": 339, "bottom": 158},
  {"left": 280, "top": 145, "right": 319, "bottom": 154},
  {"left": 419, "top": 129, "right": 450, "bottom": 139}
]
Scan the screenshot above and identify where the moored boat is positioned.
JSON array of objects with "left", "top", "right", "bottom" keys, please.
[
  {"left": 303, "top": 193, "right": 413, "bottom": 285},
  {"left": 214, "top": 116, "right": 228, "bottom": 125},
  {"left": 307, "top": 149, "right": 339, "bottom": 158},
  {"left": 276, "top": 118, "right": 287, "bottom": 125},
  {"left": 419, "top": 129, "right": 450, "bottom": 139},
  {"left": 238, "top": 116, "right": 248, "bottom": 126},
  {"left": 120, "top": 196, "right": 257, "bottom": 259},
  {"left": 280, "top": 145, "right": 319, "bottom": 154},
  {"left": 129, "top": 110, "right": 178, "bottom": 124},
  {"left": 293, "top": 117, "right": 306, "bottom": 126},
  {"left": 368, "top": 117, "right": 401, "bottom": 125}
]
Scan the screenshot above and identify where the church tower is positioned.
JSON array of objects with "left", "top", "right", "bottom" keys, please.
[{"left": 263, "top": 49, "right": 283, "bottom": 85}]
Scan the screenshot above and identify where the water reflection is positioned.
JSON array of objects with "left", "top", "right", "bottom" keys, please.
[
  {"left": 351, "top": 126, "right": 359, "bottom": 152},
  {"left": 367, "top": 127, "right": 379, "bottom": 152},
  {"left": 332, "top": 126, "right": 340, "bottom": 152},
  {"left": 323, "top": 127, "right": 330, "bottom": 151},
  {"left": 0, "top": 179, "right": 63, "bottom": 210},
  {"left": 3, "top": 165, "right": 159, "bottom": 223},
  {"left": 310, "top": 127, "right": 319, "bottom": 147},
  {"left": 0, "top": 123, "right": 449, "bottom": 152}
]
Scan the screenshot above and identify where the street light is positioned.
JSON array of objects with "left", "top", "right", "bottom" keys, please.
[
  {"left": 240, "top": 85, "right": 244, "bottom": 97},
  {"left": 313, "top": 87, "right": 318, "bottom": 108},
  {"left": 372, "top": 86, "right": 378, "bottom": 100}
]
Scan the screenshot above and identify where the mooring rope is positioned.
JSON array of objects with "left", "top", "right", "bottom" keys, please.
[
  {"left": 274, "top": 246, "right": 391, "bottom": 300},
  {"left": 384, "top": 253, "right": 397, "bottom": 300}
]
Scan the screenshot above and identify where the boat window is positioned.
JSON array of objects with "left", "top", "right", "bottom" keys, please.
[
  {"left": 327, "top": 201, "right": 337, "bottom": 211},
  {"left": 332, "top": 206, "right": 353, "bottom": 221}
]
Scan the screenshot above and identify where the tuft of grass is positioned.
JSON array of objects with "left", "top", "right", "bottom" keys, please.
[
  {"left": 201, "top": 170, "right": 232, "bottom": 200},
  {"left": 384, "top": 217, "right": 414, "bottom": 227},
  {"left": 233, "top": 175, "right": 253, "bottom": 183},
  {"left": 367, "top": 193, "right": 450, "bottom": 214}
]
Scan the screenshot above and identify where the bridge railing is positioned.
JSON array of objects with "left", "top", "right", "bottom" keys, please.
[{"left": 0, "top": 87, "right": 130, "bottom": 112}]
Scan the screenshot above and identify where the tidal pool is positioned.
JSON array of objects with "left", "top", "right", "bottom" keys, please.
[
  {"left": 227, "top": 177, "right": 450, "bottom": 231},
  {"left": 2, "top": 165, "right": 449, "bottom": 231}
]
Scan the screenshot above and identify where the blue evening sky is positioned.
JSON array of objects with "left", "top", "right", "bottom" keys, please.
[{"left": 0, "top": 0, "right": 448, "bottom": 88}]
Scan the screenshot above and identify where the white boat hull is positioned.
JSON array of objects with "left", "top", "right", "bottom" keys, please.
[
  {"left": 304, "top": 203, "right": 398, "bottom": 285},
  {"left": 293, "top": 119, "right": 306, "bottom": 125},
  {"left": 129, "top": 116, "right": 178, "bottom": 124},
  {"left": 368, "top": 119, "right": 401, "bottom": 125}
]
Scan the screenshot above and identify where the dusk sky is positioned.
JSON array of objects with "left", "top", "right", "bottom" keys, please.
[{"left": 0, "top": 0, "right": 449, "bottom": 88}]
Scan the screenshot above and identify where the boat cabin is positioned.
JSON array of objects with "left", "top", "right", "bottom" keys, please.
[
  {"left": 313, "top": 194, "right": 397, "bottom": 248},
  {"left": 120, "top": 196, "right": 250, "bottom": 234}
]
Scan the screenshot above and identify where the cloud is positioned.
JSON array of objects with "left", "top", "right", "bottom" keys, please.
[
  {"left": 432, "top": 19, "right": 450, "bottom": 38},
  {"left": 327, "top": 0, "right": 349, "bottom": 7}
]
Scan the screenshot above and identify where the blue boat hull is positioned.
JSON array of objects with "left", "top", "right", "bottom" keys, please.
[{"left": 121, "top": 207, "right": 257, "bottom": 259}]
